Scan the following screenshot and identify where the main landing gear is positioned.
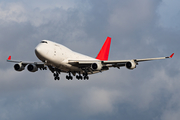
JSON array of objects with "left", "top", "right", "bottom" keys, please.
[
  {"left": 76, "top": 72, "right": 89, "bottom": 80},
  {"left": 54, "top": 72, "right": 60, "bottom": 80},
  {"left": 52, "top": 71, "right": 89, "bottom": 80},
  {"left": 84, "top": 76, "right": 89, "bottom": 80},
  {"left": 76, "top": 75, "right": 83, "bottom": 80},
  {"left": 76, "top": 72, "right": 83, "bottom": 80},
  {"left": 66, "top": 72, "right": 73, "bottom": 80},
  {"left": 83, "top": 72, "right": 89, "bottom": 80}
]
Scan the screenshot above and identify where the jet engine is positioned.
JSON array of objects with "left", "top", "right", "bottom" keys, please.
[
  {"left": 91, "top": 62, "right": 103, "bottom": 71},
  {"left": 126, "top": 60, "right": 137, "bottom": 70},
  {"left": 27, "top": 64, "right": 38, "bottom": 72},
  {"left": 14, "top": 63, "right": 25, "bottom": 71}
]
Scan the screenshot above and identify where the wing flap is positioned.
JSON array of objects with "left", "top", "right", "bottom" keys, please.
[
  {"left": 103, "top": 60, "right": 129, "bottom": 64},
  {"left": 68, "top": 60, "right": 100, "bottom": 64}
]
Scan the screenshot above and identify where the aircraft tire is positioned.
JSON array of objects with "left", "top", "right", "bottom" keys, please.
[
  {"left": 53, "top": 73, "right": 56, "bottom": 76},
  {"left": 83, "top": 76, "right": 89, "bottom": 80},
  {"left": 66, "top": 75, "right": 70, "bottom": 80}
]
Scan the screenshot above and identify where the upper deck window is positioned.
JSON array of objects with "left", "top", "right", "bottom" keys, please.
[{"left": 41, "top": 41, "right": 48, "bottom": 43}]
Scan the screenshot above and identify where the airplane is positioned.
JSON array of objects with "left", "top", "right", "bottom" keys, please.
[{"left": 7, "top": 37, "right": 174, "bottom": 80}]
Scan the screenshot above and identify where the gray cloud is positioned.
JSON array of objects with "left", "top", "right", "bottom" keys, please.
[{"left": 0, "top": 0, "right": 180, "bottom": 120}]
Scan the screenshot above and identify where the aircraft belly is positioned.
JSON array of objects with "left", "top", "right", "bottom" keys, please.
[
  {"left": 58, "top": 63, "right": 82, "bottom": 72},
  {"left": 47, "top": 59, "right": 81, "bottom": 73}
]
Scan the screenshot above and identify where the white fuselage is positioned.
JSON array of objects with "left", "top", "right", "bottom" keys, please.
[{"left": 35, "top": 40, "right": 97, "bottom": 72}]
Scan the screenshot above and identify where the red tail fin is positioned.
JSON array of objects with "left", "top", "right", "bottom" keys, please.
[{"left": 96, "top": 37, "right": 111, "bottom": 61}]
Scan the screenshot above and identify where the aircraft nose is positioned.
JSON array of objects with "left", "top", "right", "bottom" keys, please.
[
  {"left": 35, "top": 44, "right": 44, "bottom": 59},
  {"left": 35, "top": 45, "right": 41, "bottom": 55},
  {"left": 35, "top": 43, "right": 48, "bottom": 61}
]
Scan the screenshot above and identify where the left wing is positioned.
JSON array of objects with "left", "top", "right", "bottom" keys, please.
[
  {"left": 103, "top": 53, "right": 174, "bottom": 69},
  {"left": 68, "top": 53, "right": 174, "bottom": 70},
  {"left": 103, "top": 53, "right": 174, "bottom": 64}
]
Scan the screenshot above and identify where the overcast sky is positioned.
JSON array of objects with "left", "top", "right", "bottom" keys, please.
[{"left": 0, "top": 0, "right": 180, "bottom": 120}]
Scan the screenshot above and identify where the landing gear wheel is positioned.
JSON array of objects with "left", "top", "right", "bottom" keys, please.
[
  {"left": 66, "top": 72, "right": 73, "bottom": 80},
  {"left": 66, "top": 75, "right": 69, "bottom": 80},
  {"left": 53, "top": 73, "right": 56, "bottom": 76},
  {"left": 76, "top": 75, "right": 83, "bottom": 80},
  {"left": 84, "top": 76, "right": 89, "bottom": 80},
  {"left": 53, "top": 72, "right": 60, "bottom": 80}
]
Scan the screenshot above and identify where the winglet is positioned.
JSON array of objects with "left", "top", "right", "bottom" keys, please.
[
  {"left": 96, "top": 37, "right": 111, "bottom": 61},
  {"left": 7, "top": 56, "right": 11, "bottom": 61},
  {"left": 169, "top": 53, "right": 174, "bottom": 58}
]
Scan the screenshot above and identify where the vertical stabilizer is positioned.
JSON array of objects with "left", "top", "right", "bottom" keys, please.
[{"left": 96, "top": 37, "right": 111, "bottom": 61}]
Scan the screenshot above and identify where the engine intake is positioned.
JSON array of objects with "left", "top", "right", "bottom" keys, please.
[
  {"left": 27, "top": 64, "right": 38, "bottom": 72},
  {"left": 14, "top": 63, "right": 25, "bottom": 71},
  {"left": 91, "top": 62, "right": 102, "bottom": 71},
  {"left": 126, "top": 60, "right": 137, "bottom": 70}
]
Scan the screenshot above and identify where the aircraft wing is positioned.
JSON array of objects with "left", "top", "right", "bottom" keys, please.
[
  {"left": 68, "top": 53, "right": 174, "bottom": 70},
  {"left": 103, "top": 53, "right": 174, "bottom": 68},
  {"left": 104, "top": 53, "right": 174, "bottom": 63},
  {"left": 7, "top": 56, "right": 45, "bottom": 68}
]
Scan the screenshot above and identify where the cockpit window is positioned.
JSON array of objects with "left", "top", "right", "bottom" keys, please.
[{"left": 41, "top": 41, "right": 48, "bottom": 43}]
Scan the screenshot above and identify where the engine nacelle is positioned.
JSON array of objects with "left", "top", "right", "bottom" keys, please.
[
  {"left": 27, "top": 64, "right": 38, "bottom": 72},
  {"left": 91, "top": 62, "right": 103, "bottom": 71},
  {"left": 126, "top": 60, "right": 137, "bottom": 70},
  {"left": 14, "top": 63, "right": 25, "bottom": 71}
]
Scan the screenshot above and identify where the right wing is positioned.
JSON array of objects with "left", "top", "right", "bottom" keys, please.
[{"left": 7, "top": 56, "right": 46, "bottom": 71}]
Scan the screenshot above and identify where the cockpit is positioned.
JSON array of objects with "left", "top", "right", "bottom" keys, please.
[{"left": 41, "top": 41, "right": 48, "bottom": 43}]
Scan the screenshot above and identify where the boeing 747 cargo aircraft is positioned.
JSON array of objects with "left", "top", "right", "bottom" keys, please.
[{"left": 7, "top": 37, "right": 174, "bottom": 80}]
